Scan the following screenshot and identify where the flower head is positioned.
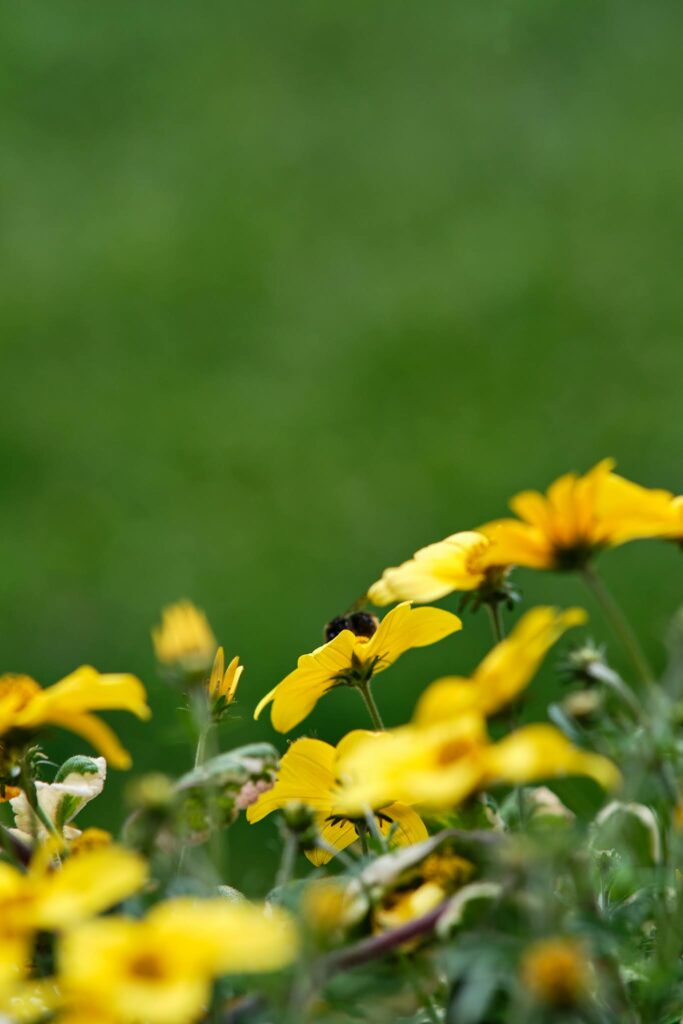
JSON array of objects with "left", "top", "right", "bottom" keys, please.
[
  {"left": 520, "top": 937, "right": 591, "bottom": 1007},
  {"left": 413, "top": 606, "right": 586, "bottom": 724},
  {"left": 57, "top": 898, "right": 298, "bottom": 1024},
  {"left": 368, "top": 531, "right": 507, "bottom": 606},
  {"left": 480, "top": 459, "right": 677, "bottom": 571},
  {"left": 254, "top": 602, "right": 461, "bottom": 733},
  {"left": 0, "top": 668, "right": 150, "bottom": 770},
  {"left": 152, "top": 601, "right": 217, "bottom": 676},
  {"left": 207, "top": 647, "right": 243, "bottom": 720},
  {"left": 247, "top": 735, "right": 428, "bottom": 865}
]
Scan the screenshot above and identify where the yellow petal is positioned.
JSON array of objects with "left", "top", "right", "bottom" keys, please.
[
  {"left": 483, "top": 724, "right": 621, "bottom": 791},
  {"left": 35, "top": 846, "right": 147, "bottom": 929},
  {"left": 368, "top": 532, "right": 490, "bottom": 605},
  {"left": 367, "top": 603, "right": 462, "bottom": 672},
  {"left": 254, "top": 631, "right": 356, "bottom": 733},
  {"left": 45, "top": 712, "right": 133, "bottom": 770},
  {"left": 246, "top": 738, "right": 336, "bottom": 823},
  {"left": 380, "top": 803, "right": 429, "bottom": 846}
]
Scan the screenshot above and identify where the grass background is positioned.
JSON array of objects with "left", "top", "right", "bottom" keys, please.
[{"left": 2, "top": 0, "right": 682, "bottom": 893}]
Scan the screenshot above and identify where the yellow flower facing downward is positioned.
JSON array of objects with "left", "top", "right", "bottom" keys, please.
[
  {"left": 254, "top": 602, "right": 461, "bottom": 733},
  {"left": 368, "top": 531, "right": 504, "bottom": 606},
  {"left": 480, "top": 459, "right": 677, "bottom": 571},
  {"left": 414, "top": 606, "right": 586, "bottom": 725},
  {"left": 0, "top": 668, "right": 151, "bottom": 770},
  {"left": 247, "top": 735, "right": 428, "bottom": 865},
  {"left": 57, "top": 898, "right": 298, "bottom": 1024},
  {"left": 152, "top": 601, "right": 217, "bottom": 674}
]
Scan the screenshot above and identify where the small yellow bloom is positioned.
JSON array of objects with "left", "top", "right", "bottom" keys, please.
[
  {"left": 254, "top": 602, "right": 461, "bottom": 733},
  {"left": 247, "top": 735, "right": 428, "bottom": 865},
  {"left": 208, "top": 647, "right": 243, "bottom": 706},
  {"left": 414, "top": 607, "right": 586, "bottom": 724},
  {"left": 152, "top": 601, "right": 217, "bottom": 673},
  {"left": 520, "top": 937, "right": 591, "bottom": 1007},
  {"left": 0, "top": 668, "right": 150, "bottom": 770},
  {"left": 480, "top": 459, "right": 677, "bottom": 571},
  {"left": 57, "top": 898, "right": 298, "bottom": 1024},
  {"left": 368, "top": 531, "right": 502, "bottom": 605}
]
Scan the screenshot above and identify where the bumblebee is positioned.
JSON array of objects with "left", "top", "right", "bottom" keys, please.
[{"left": 324, "top": 611, "right": 379, "bottom": 643}]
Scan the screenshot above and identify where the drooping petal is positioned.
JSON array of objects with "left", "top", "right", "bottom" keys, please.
[
  {"left": 483, "top": 724, "right": 621, "bottom": 791},
  {"left": 246, "top": 738, "right": 336, "bottom": 823}
]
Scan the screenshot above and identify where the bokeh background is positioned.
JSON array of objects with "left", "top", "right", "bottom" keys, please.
[{"left": 2, "top": 0, "right": 682, "bottom": 893}]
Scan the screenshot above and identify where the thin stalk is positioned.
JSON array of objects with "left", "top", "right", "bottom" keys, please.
[
  {"left": 356, "top": 680, "right": 385, "bottom": 731},
  {"left": 485, "top": 601, "right": 505, "bottom": 643},
  {"left": 276, "top": 832, "right": 298, "bottom": 888},
  {"left": 582, "top": 565, "right": 654, "bottom": 687}
]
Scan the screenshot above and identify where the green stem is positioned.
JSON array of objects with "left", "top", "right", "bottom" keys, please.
[
  {"left": 582, "top": 565, "right": 654, "bottom": 687},
  {"left": 356, "top": 681, "right": 385, "bottom": 731},
  {"left": 398, "top": 951, "right": 440, "bottom": 1024},
  {"left": 485, "top": 601, "right": 505, "bottom": 643},
  {"left": 276, "top": 832, "right": 298, "bottom": 888}
]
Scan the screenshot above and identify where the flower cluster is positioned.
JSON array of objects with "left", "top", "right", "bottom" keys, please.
[{"left": 1, "top": 460, "right": 683, "bottom": 1024}]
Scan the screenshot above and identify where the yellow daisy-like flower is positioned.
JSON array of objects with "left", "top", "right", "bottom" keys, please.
[
  {"left": 254, "top": 602, "right": 461, "bottom": 733},
  {"left": 57, "top": 898, "right": 298, "bottom": 1024},
  {"left": 152, "top": 601, "right": 217, "bottom": 674},
  {"left": 207, "top": 647, "right": 243, "bottom": 708},
  {"left": 480, "top": 459, "right": 677, "bottom": 571},
  {"left": 368, "top": 531, "right": 501, "bottom": 605},
  {"left": 247, "top": 735, "right": 428, "bottom": 865},
  {"left": 413, "top": 606, "right": 586, "bottom": 724},
  {"left": 0, "top": 668, "right": 151, "bottom": 770},
  {"left": 0, "top": 844, "right": 147, "bottom": 993}
]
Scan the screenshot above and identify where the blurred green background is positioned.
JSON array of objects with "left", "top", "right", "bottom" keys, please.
[{"left": 2, "top": 0, "right": 682, "bottom": 893}]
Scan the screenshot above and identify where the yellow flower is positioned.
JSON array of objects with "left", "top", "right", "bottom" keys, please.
[
  {"left": 247, "top": 735, "right": 428, "bottom": 865},
  {"left": 152, "top": 601, "right": 217, "bottom": 673},
  {"left": 208, "top": 647, "right": 243, "bottom": 706},
  {"left": 368, "top": 531, "right": 503, "bottom": 605},
  {"left": 0, "top": 668, "right": 151, "bottom": 770},
  {"left": 520, "top": 937, "right": 591, "bottom": 1007},
  {"left": 414, "top": 607, "right": 586, "bottom": 724},
  {"left": 57, "top": 898, "right": 298, "bottom": 1024},
  {"left": 254, "top": 602, "right": 462, "bottom": 733},
  {"left": 0, "top": 844, "right": 147, "bottom": 992},
  {"left": 480, "top": 459, "right": 677, "bottom": 571},
  {"left": 339, "top": 717, "right": 619, "bottom": 814}
]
